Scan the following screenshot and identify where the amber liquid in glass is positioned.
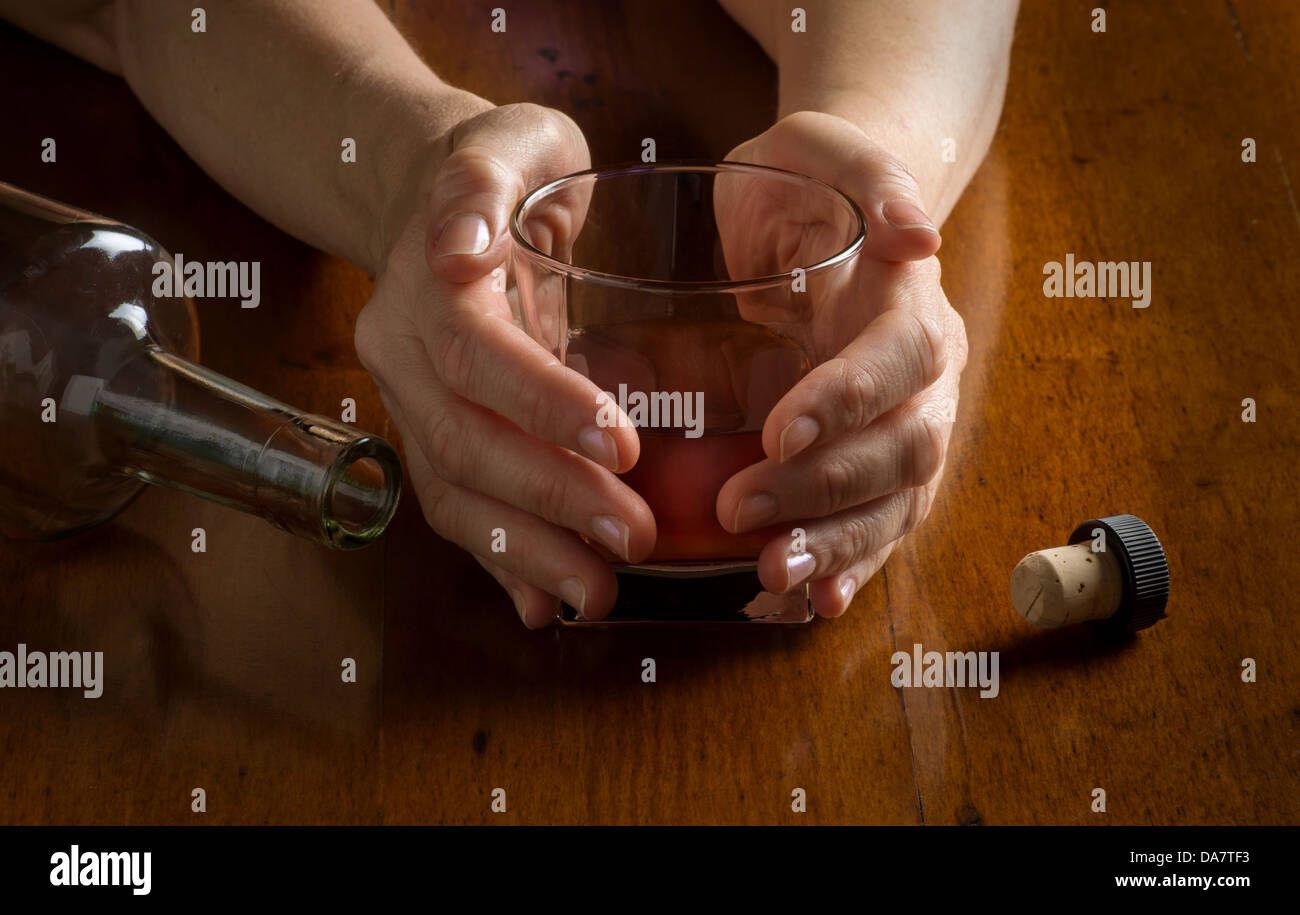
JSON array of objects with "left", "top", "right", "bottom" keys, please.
[{"left": 568, "top": 318, "right": 810, "bottom": 562}]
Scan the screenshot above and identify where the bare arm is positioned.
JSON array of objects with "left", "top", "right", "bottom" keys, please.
[
  {"left": 719, "top": 0, "right": 1018, "bottom": 223},
  {"left": 0, "top": 0, "right": 492, "bottom": 272}
]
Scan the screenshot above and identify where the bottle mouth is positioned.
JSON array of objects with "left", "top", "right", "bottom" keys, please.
[{"left": 321, "top": 435, "right": 402, "bottom": 549}]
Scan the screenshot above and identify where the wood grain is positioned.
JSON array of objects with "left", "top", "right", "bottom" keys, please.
[{"left": 0, "top": 0, "right": 1295, "bottom": 826}]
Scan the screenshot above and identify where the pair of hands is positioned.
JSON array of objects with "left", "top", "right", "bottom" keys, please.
[{"left": 354, "top": 103, "right": 968, "bottom": 627}]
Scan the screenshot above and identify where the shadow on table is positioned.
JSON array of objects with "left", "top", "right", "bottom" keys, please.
[
  {"left": 381, "top": 495, "right": 825, "bottom": 715},
  {"left": 985, "top": 621, "right": 1140, "bottom": 679}
]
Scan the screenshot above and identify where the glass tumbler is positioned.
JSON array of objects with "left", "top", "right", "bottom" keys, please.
[{"left": 509, "top": 162, "right": 865, "bottom": 623}]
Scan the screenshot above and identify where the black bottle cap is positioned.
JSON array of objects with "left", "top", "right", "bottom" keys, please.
[{"left": 1067, "top": 514, "right": 1170, "bottom": 635}]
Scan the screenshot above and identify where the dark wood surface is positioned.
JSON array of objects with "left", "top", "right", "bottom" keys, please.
[{"left": 0, "top": 0, "right": 1295, "bottom": 825}]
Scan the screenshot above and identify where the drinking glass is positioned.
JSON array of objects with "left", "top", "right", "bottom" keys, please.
[{"left": 510, "top": 162, "right": 865, "bottom": 623}]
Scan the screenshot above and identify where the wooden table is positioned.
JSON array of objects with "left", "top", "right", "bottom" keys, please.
[{"left": 1, "top": 0, "right": 1295, "bottom": 825}]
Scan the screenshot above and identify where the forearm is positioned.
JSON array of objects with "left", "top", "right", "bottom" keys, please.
[
  {"left": 721, "top": 0, "right": 1018, "bottom": 224},
  {"left": 3, "top": 0, "right": 493, "bottom": 273}
]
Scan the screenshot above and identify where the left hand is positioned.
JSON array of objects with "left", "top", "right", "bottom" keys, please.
[{"left": 714, "top": 110, "right": 969, "bottom": 616}]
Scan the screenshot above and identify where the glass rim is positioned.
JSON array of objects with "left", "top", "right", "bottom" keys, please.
[{"left": 508, "top": 159, "right": 867, "bottom": 293}]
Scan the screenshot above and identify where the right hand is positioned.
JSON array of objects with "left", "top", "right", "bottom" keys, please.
[{"left": 354, "top": 103, "right": 656, "bottom": 627}]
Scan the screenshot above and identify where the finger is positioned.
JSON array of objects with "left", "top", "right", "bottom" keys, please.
[
  {"left": 374, "top": 286, "right": 639, "bottom": 473},
  {"left": 401, "top": 427, "right": 622, "bottom": 622},
  {"left": 751, "top": 488, "right": 917, "bottom": 595},
  {"left": 379, "top": 373, "right": 623, "bottom": 623},
  {"left": 397, "top": 344, "right": 655, "bottom": 561},
  {"left": 754, "top": 488, "right": 915, "bottom": 597},
  {"left": 809, "top": 539, "right": 900, "bottom": 618},
  {"left": 406, "top": 105, "right": 624, "bottom": 469},
  {"left": 761, "top": 289, "right": 950, "bottom": 465},
  {"left": 733, "top": 110, "right": 941, "bottom": 261},
  {"left": 724, "top": 390, "right": 950, "bottom": 532},
  {"left": 809, "top": 459, "right": 950, "bottom": 618},
  {"left": 427, "top": 103, "right": 591, "bottom": 281},
  {"left": 402, "top": 260, "right": 639, "bottom": 470},
  {"left": 472, "top": 553, "right": 560, "bottom": 629}
]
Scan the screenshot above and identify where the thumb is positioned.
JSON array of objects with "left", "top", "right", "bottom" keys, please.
[
  {"left": 426, "top": 104, "right": 590, "bottom": 284},
  {"left": 733, "top": 110, "right": 941, "bottom": 263},
  {"left": 426, "top": 145, "right": 522, "bottom": 284}
]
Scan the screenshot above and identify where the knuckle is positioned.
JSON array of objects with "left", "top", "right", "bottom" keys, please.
[
  {"left": 536, "top": 104, "right": 581, "bottom": 140},
  {"left": 528, "top": 463, "right": 572, "bottom": 523},
  {"left": 505, "top": 103, "right": 553, "bottom": 141},
  {"left": 777, "top": 110, "right": 830, "bottom": 139},
  {"left": 423, "top": 407, "right": 464, "bottom": 476},
  {"left": 510, "top": 369, "right": 552, "bottom": 433},
  {"left": 907, "top": 409, "right": 948, "bottom": 488},
  {"left": 834, "top": 357, "right": 882, "bottom": 430},
  {"left": 446, "top": 106, "right": 493, "bottom": 149},
  {"left": 499, "top": 100, "right": 540, "bottom": 119},
  {"left": 915, "top": 253, "right": 943, "bottom": 284},
  {"left": 885, "top": 153, "right": 923, "bottom": 190},
  {"left": 842, "top": 146, "right": 879, "bottom": 189},
  {"left": 434, "top": 323, "right": 478, "bottom": 394},
  {"left": 905, "top": 485, "right": 935, "bottom": 534},
  {"left": 417, "top": 475, "right": 457, "bottom": 539},
  {"left": 352, "top": 305, "right": 382, "bottom": 374},
  {"left": 492, "top": 103, "right": 587, "bottom": 172},
  {"left": 902, "top": 307, "right": 946, "bottom": 384},
  {"left": 441, "top": 145, "right": 517, "bottom": 200},
  {"left": 857, "top": 146, "right": 923, "bottom": 201},
  {"left": 889, "top": 489, "right": 917, "bottom": 538},
  {"left": 501, "top": 101, "right": 550, "bottom": 125},
  {"left": 838, "top": 510, "right": 885, "bottom": 568},
  {"left": 814, "top": 453, "right": 857, "bottom": 517},
  {"left": 947, "top": 306, "right": 970, "bottom": 372},
  {"left": 900, "top": 258, "right": 942, "bottom": 302}
]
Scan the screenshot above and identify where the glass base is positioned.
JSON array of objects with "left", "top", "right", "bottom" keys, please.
[{"left": 558, "top": 562, "right": 812, "bottom": 625}]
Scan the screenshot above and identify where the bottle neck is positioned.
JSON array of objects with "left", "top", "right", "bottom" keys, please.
[{"left": 92, "top": 347, "right": 400, "bottom": 549}]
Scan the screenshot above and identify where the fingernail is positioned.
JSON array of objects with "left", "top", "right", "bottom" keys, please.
[
  {"left": 785, "top": 551, "right": 816, "bottom": 590},
  {"left": 436, "top": 213, "right": 491, "bottom": 255},
  {"left": 578, "top": 424, "right": 619, "bottom": 470},
  {"left": 510, "top": 588, "right": 529, "bottom": 627},
  {"left": 779, "top": 415, "right": 820, "bottom": 462},
  {"left": 558, "top": 577, "right": 586, "bottom": 620},
  {"left": 839, "top": 576, "right": 858, "bottom": 610},
  {"left": 882, "top": 199, "right": 937, "bottom": 232},
  {"left": 732, "top": 491, "right": 778, "bottom": 532},
  {"left": 591, "top": 514, "right": 631, "bottom": 561}
]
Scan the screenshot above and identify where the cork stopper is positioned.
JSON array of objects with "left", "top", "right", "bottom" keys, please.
[
  {"left": 1010, "top": 514, "right": 1170, "bottom": 635},
  {"left": 1010, "top": 541, "right": 1123, "bottom": 627}
]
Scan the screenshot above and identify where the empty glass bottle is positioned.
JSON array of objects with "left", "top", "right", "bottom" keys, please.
[{"left": 0, "top": 181, "right": 400, "bottom": 549}]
